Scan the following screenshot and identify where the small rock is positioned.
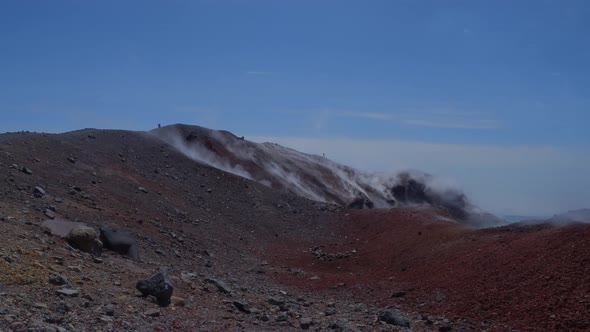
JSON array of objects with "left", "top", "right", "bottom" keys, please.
[
  {"left": 330, "top": 319, "right": 355, "bottom": 331},
  {"left": 3, "top": 256, "right": 14, "bottom": 263},
  {"left": 49, "top": 274, "right": 71, "bottom": 286},
  {"left": 104, "top": 304, "right": 115, "bottom": 316},
  {"left": 268, "top": 297, "right": 285, "bottom": 306},
  {"left": 204, "top": 277, "right": 232, "bottom": 294},
  {"left": 392, "top": 291, "right": 406, "bottom": 298},
  {"left": 67, "top": 157, "right": 76, "bottom": 164},
  {"left": 45, "top": 209, "right": 56, "bottom": 219},
  {"left": 56, "top": 289, "right": 80, "bottom": 297},
  {"left": 233, "top": 300, "right": 251, "bottom": 313},
  {"left": 138, "top": 187, "right": 148, "bottom": 193},
  {"left": 21, "top": 167, "right": 33, "bottom": 175},
  {"left": 136, "top": 267, "right": 173, "bottom": 306},
  {"left": 310, "top": 276, "right": 320, "bottom": 280},
  {"left": 170, "top": 296, "right": 186, "bottom": 307},
  {"left": 325, "top": 307, "right": 337, "bottom": 316},
  {"left": 379, "top": 309, "right": 410, "bottom": 327},
  {"left": 33, "top": 303, "right": 48, "bottom": 309},
  {"left": 34, "top": 186, "right": 46, "bottom": 197},
  {"left": 145, "top": 308, "right": 160, "bottom": 317},
  {"left": 300, "top": 317, "right": 313, "bottom": 330},
  {"left": 93, "top": 257, "right": 103, "bottom": 264}
]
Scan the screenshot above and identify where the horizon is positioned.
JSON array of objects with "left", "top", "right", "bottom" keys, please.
[{"left": 1, "top": 1, "right": 589, "bottom": 216}]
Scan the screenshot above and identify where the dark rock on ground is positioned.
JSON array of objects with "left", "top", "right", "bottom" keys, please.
[
  {"left": 136, "top": 267, "right": 173, "bottom": 307},
  {"left": 391, "top": 290, "right": 406, "bottom": 298},
  {"left": 34, "top": 186, "right": 46, "bottom": 197},
  {"left": 232, "top": 300, "right": 250, "bottom": 313},
  {"left": 379, "top": 309, "right": 410, "bottom": 327},
  {"left": 300, "top": 317, "right": 313, "bottom": 330}
]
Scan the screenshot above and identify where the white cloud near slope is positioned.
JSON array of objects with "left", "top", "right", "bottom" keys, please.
[{"left": 248, "top": 135, "right": 590, "bottom": 216}]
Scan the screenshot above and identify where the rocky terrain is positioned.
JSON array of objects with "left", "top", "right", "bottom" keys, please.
[{"left": 0, "top": 126, "right": 589, "bottom": 331}]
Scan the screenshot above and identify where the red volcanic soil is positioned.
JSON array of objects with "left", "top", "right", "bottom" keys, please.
[{"left": 269, "top": 208, "right": 590, "bottom": 331}]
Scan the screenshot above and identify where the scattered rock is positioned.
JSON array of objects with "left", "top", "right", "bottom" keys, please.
[
  {"left": 66, "top": 225, "right": 102, "bottom": 255},
  {"left": 21, "top": 166, "right": 33, "bottom": 175},
  {"left": 99, "top": 227, "right": 139, "bottom": 260},
  {"left": 67, "top": 157, "right": 76, "bottom": 164},
  {"left": 45, "top": 209, "right": 56, "bottom": 219},
  {"left": 330, "top": 319, "right": 356, "bottom": 332},
  {"left": 325, "top": 307, "right": 337, "bottom": 316},
  {"left": 300, "top": 317, "right": 313, "bottom": 330},
  {"left": 391, "top": 290, "right": 406, "bottom": 298},
  {"left": 48, "top": 274, "right": 71, "bottom": 286},
  {"left": 104, "top": 304, "right": 115, "bottom": 316},
  {"left": 138, "top": 187, "right": 148, "bottom": 193},
  {"left": 56, "top": 289, "right": 80, "bottom": 297},
  {"left": 204, "top": 277, "right": 232, "bottom": 294},
  {"left": 233, "top": 300, "right": 251, "bottom": 313},
  {"left": 34, "top": 186, "right": 46, "bottom": 197},
  {"left": 268, "top": 297, "right": 285, "bottom": 306},
  {"left": 136, "top": 267, "right": 174, "bottom": 307},
  {"left": 33, "top": 303, "right": 48, "bottom": 309},
  {"left": 379, "top": 309, "right": 410, "bottom": 327},
  {"left": 170, "top": 296, "right": 186, "bottom": 307},
  {"left": 145, "top": 308, "right": 160, "bottom": 317}
]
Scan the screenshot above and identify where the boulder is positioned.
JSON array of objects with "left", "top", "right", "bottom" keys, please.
[
  {"left": 136, "top": 268, "right": 173, "bottom": 307},
  {"left": 99, "top": 227, "right": 139, "bottom": 260},
  {"left": 66, "top": 225, "right": 102, "bottom": 255}
]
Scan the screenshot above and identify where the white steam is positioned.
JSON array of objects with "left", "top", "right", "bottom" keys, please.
[{"left": 150, "top": 124, "right": 504, "bottom": 227}]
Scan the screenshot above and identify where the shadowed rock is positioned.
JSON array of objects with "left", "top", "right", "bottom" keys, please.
[
  {"left": 136, "top": 267, "right": 173, "bottom": 307},
  {"left": 99, "top": 227, "right": 139, "bottom": 260}
]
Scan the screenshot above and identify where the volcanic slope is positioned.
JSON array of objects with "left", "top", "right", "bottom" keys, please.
[
  {"left": 0, "top": 127, "right": 589, "bottom": 331},
  {"left": 151, "top": 124, "right": 502, "bottom": 227}
]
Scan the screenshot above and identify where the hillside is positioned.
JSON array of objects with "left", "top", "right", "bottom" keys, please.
[
  {"left": 151, "top": 124, "right": 501, "bottom": 228},
  {"left": 0, "top": 126, "right": 589, "bottom": 331}
]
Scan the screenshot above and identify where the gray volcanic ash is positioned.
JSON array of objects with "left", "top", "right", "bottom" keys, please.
[{"left": 151, "top": 124, "right": 502, "bottom": 227}]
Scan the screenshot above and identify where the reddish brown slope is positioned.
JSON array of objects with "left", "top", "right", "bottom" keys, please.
[{"left": 270, "top": 208, "right": 590, "bottom": 331}]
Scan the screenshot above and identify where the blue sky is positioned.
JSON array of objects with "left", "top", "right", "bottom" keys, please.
[{"left": 1, "top": 1, "right": 589, "bottom": 215}]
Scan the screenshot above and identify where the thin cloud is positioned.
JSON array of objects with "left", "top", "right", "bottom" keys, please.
[
  {"left": 403, "top": 119, "right": 499, "bottom": 129},
  {"left": 340, "top": 111, "right": 393, "bottom": 120},
  {"left": 314, "top": 109, "right": 499, "bottom": 130}
]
